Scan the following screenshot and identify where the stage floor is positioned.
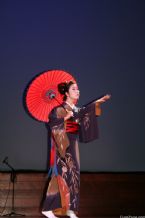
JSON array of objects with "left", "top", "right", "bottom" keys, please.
[
  {"left": 1, "top": 172, "right": 145, "bottom": 218},
  {"left": 1, "top": 217, "right": 120, "bottom": 218}
]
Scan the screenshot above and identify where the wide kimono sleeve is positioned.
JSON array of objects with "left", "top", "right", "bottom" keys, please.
[
  {"left": 78, "top": 102, "right": 100, "bottom": 143},
  {"left": 48, "top": 106, "right": 69, "bottom": 158}
]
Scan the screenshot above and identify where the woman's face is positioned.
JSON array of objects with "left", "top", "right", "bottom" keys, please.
[{"left": 66, "top": 83, "right": 80, "bottom": 100}]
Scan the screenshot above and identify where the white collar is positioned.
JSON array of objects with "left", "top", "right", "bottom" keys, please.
[{"left": 65, "top": 101, "right": 75, "bottom": 109}]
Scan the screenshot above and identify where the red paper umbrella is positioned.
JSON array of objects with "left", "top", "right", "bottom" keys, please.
[{"left": 25, "top": 70, "right": 76, "bottom": 122}]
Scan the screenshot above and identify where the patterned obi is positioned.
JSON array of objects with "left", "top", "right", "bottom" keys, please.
[{"left": 65, "top": 120, "right": 79, "bottom": 134}]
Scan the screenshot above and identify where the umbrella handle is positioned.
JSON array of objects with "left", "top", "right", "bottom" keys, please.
[{"left": 53, "top": 97, "right": 67, "bottom": 112}]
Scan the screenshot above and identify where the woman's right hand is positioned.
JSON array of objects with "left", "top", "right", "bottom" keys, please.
[
  {"left": 64, "top": 109, "right": 74, "bottom": 121},
  {"left": 96, "top": 94, "right": 111, "bottom": 104}
]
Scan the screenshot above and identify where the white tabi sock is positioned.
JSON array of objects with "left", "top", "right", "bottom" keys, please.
[
  {"left": 66, "top": 210, "right": 79, "bottom": 218},
  {"left": 42, "top": 211, "right": 58, "bottom": 218}
]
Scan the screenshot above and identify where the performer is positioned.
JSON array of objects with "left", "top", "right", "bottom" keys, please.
[{"left": 42, "top": 81, "right": 111, "bottom": 218}]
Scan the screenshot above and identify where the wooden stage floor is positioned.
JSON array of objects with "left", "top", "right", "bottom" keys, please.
[
  {"left": 1, "top": 215, "right": 123, "bottom": 218},
  {"left": 0, "top": 172, "right": 145, "bottom": 218}
]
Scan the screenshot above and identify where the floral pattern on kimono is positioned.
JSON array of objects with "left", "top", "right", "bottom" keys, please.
[{"left": 42, "top": 102, "right": 101, "bottom": 216}]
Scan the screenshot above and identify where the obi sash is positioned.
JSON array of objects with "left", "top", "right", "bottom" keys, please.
[{"left": 65, "top": 120, "right": 79, "bottom": 133}]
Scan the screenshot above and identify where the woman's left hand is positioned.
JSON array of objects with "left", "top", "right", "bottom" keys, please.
[{"left": 96, "top": 94, "right": 111, "bottom": 104}]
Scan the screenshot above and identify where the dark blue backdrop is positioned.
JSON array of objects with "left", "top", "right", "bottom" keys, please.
[{"left": 0, "top": 0, "right": 145, "bottom": 171}]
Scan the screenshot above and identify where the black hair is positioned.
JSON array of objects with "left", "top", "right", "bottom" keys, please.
[{"left": 58, "top": 81, "right": 75, "bottom": 101}]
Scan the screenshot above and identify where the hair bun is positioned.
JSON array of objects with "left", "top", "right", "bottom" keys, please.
[{"left": 58, "top": 82, "right": 67, "bottom": 95}]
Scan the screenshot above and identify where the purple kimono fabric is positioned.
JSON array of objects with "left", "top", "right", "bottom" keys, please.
[{"left": 42, "top": 101, "right": 99, "bottom": 216}]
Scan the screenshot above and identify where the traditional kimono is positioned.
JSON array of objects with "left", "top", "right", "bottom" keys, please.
[{"left": 42, "top": 101, "right": 101, "bottom": 216}]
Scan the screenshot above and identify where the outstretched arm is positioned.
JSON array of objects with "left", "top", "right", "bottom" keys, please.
[{"left": 95, "top": 94, "right": 111, "bottom": 116}]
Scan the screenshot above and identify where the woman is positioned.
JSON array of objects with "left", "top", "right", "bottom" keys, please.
[{"left": 42, "top": 81, "right": 111, "bottom": 218}]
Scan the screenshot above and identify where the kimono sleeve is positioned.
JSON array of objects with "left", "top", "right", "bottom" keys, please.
[
  {"left": 48, "top": 106, "right": 69, "bottom": 158},
  {"left": 79, "top": 102, "right": 99, "bottom": 143}
]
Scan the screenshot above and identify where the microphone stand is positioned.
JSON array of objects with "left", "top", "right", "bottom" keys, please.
[{"left": 2, "top": 159, "right": 25, "bottom": 217}]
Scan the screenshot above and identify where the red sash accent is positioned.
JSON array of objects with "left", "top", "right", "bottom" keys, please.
[{"left": 65, "top": 120, "right": 79, "bottom": 133}]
